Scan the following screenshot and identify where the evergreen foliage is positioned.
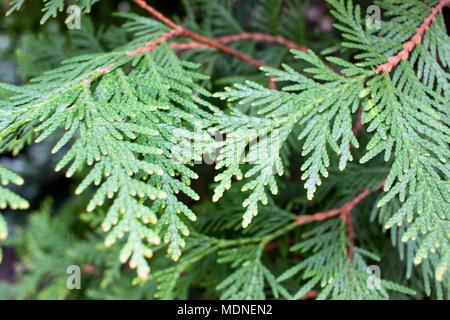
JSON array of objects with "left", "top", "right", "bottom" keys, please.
[{"left": 0, "top": 0, "right": 448, "bottom": 300}]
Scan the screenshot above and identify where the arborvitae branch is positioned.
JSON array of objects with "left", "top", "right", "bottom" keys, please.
[
  {"left": 126, "top": 26, "right": 185, "bottom": 56},
  {"left": 1, "top": 0, "right": 448, "bottom": 299}
]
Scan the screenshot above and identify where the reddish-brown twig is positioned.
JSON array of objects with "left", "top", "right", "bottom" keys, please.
[
  {"left": 294, "top": 181, "right": 384, "bottom": 226},
  {"left": 349, "top": 106, "right": 363, "bottom": 152},
  {"left": 80, "top": 62, "right": 116, "bottom": 85},
  {"left": 263, "top": 237, "right": 296, "bottom": 252},
  {"left": 264, "top": 180, "right": 385, "bottom": 260},
  {"left": 376, "top": 0, "right": 450, "bottom": 74},
  {"left": 127, "top": 26, "right": 185, "bottom": 56},
  {"left": 82, "top": 2, "right": 290, "bottom": 87},
  {"left": 81, "top": 264, "right": 101, "bottom": 275},
  {"left": 299, "top": 290, "right": 318, "bottom": 300},
  {"left": 352, "top": 107, "right": 363, "bottom": 139},
  {"left": 130, "top": 0, "right": 277, "bottom": 88},
  {"left": 80, "top": 27, "right": 184, "bottom": 85},
  {"left": 170, "top": 32, "right": 308, "bottom": 52},
  {"left": 264, "top": 241, "right": 281, "bottom": 251},
  {"left": 170, "top": 32, "right": 307, "bottom": 90},
  {"left": 294, "top": 180, "right": 385, "bottom": 260},
  {"left": 131, "top": 0, "right": 268, "bottom": 69}
]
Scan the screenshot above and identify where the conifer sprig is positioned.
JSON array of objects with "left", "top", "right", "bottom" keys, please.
[
  {"left": 1, "top": 0, "right": 449, "bottom": 298},
  {"left": 212, "top": 0, "right": 449, "bottom": 284}
]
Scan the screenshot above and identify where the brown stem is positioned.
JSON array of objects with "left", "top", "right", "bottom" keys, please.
[
  {"left": 294, "top": 180, "right": 385, "bottom": 261},
  {"left": 130, "top": 0, "right": 179, "bottom": 29},
  {"left": 294, "top": 207, "right": 342, "bottom": 226},
  {"left": 263, "top": 241, "right": 280, "bottom": 251},
  {"left": 352, "top": 107, "right": 363, "bottom": 139},
  {"left": 263, "top": 237, "right": 296, "bottom": 252},
  {"left": 126, "top": 26, "right": 185, "bottom": 56},
  {"left": 294, "top": 180, "right": 384, "bottom": 226},
  {"left": 80, "top": 62, "right": 116, "bottom": 85},
  {"left": 79, "top": 28, "right": 183, "bottom": 85},
  {"left": 375, "top": 0, "right": 450, "bottom": 74},
  {"left": 265, "top": 180, "right": 385, "bottom": 259},
  {"left": 131, "top": 0, "right": 269, "bottom": 69},
  {"left": 349, "top": 106, "right": 363, "bottom": 152},
  {"left": 170, "top": 32, "right": 308, "bottom": 52},
  {"left": 81, "top": 264, "right": 101, "bottom": 275}
]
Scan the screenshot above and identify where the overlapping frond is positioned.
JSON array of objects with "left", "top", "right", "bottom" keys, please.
[
  {"left": 7, "top": 0, "right": 100, "bottom": 24},
  {"left": 0, "top": 14, "right": 215, "bottom": 279},
  {"left": 277, "top": 219, "right": 415, "bottom": 299},
  {"left": 0, "top": 165, "right": 29, "bottom": 262}
]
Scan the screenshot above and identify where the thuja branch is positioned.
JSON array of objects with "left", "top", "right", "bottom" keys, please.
[
  {"left": 80, "top": 27, "right": 184, "bottom": 85},
  {"left": 293, "top": 180, "right": 385, "bottom": 260},
  {"left": 376, "top": 0, "right": 450, "bottom": 74},
  {"left": 170, "top": 32, "right": 308, "bottom": 52},
  {"left": 293, "top": 185, "right": 374, "bottom": 226}
]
